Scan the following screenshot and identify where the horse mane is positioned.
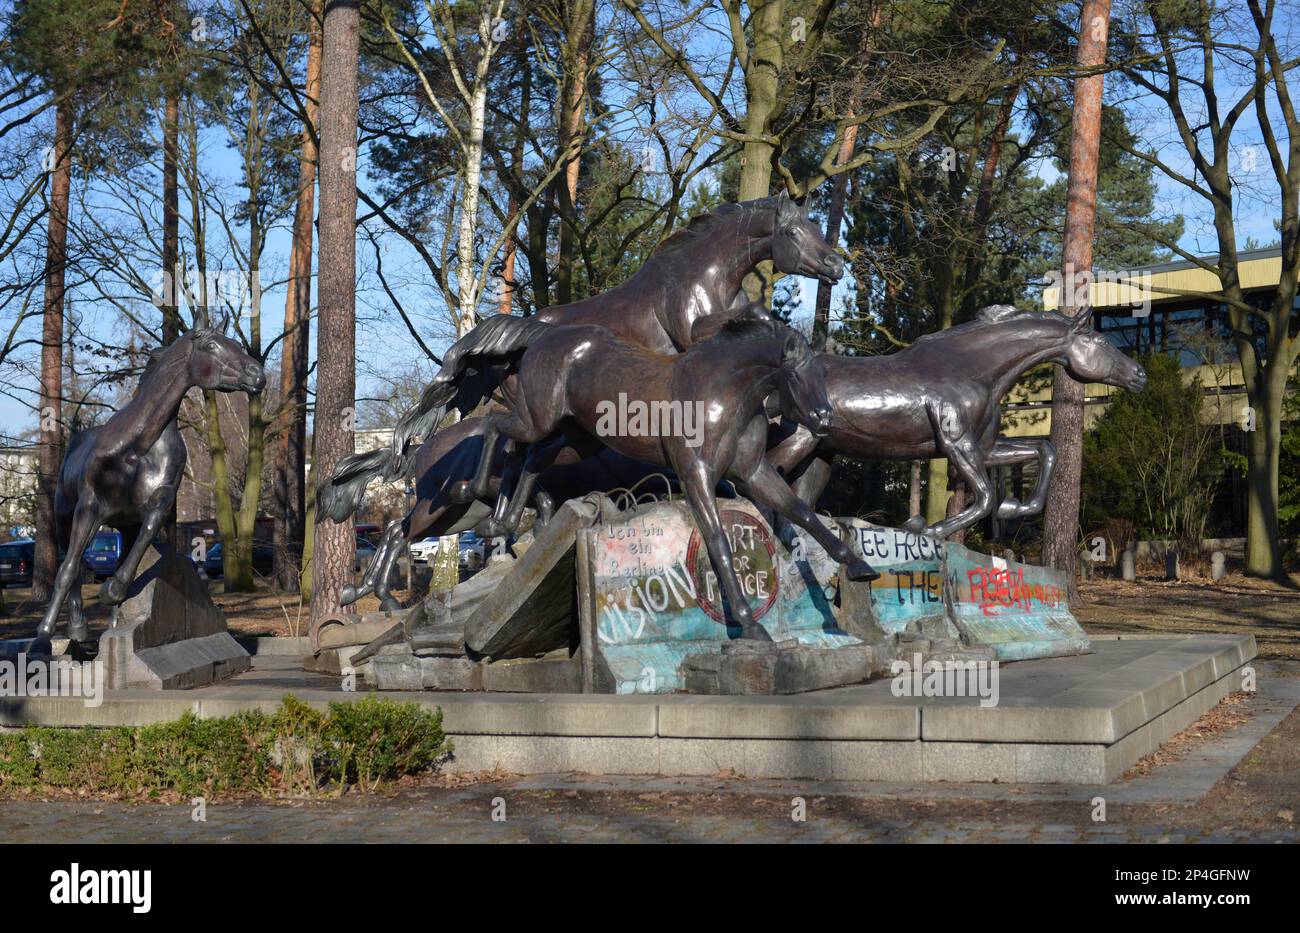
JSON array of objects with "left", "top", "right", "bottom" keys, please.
[
  {"left": 914, "top": 306, "right": 1069, "bottom": 343},
  {"left": 688, "top": 312, "right": 789, "bottom": 350},
  {"left": 138, "top": 331, "right": 197, "bottom": 391},
  {"left": 651, "top": 197, "right": 776, "bottom": 257}
]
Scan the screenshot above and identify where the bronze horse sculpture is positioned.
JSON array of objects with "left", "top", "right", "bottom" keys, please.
[
  {"left": 343, "top": 317, "right": 877, "bottom": 640},
  {"left": 768, "top": 304, "right": 1148, "bottom": 538},
  {"left": 338, "top": 416, "right": 687, "bottom": 612},
  {"left": 319, "top": 192, "right": 843, "bottom": 522},
  {"left": 319, "top": 193, "right": 846, "bottom": 611},
  {"left": 33, "top": 323, "right": 265, "bottom": 655}
]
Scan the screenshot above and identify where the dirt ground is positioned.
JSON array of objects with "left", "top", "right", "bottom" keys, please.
[
  {"left": 0, "top": 579, "right": 390, "bottom": 640},
  {"left": 1073, "top": 571, "right": 1300, "bottom": 660}
]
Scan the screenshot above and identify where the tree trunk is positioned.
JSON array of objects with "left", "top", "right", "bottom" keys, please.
[
  {"left": 160, "top": 90, "right": 180, "bottom": 548},
  {"left": 33, "top": 101, "right": 72, "bottom": 602},
  {"left": 812, "top": 119, "right": 859, "bottom": 351},
  {"left": 738, "top": 0, "right": 785, "bottom": 301},
  {"left": 1243, "top": 359, "right": 1286, "bottom": 577},
  {"left": 924, "top": 264, "right": 956, "bottom": 525},
  {"left": 554, "top": 0, "right": 593, "bottom": 305},
  {"left": 1043, "top": 0, "right": 1110, "bottom": 600},
  {"left": 309, "top": 0, "right": 361, "bottom": 635},
  {"left": 454, "top": 12, "right": 493, "bottom": 335},
  {"left": 273, "top": 4, "right": 322, "bottom": 592}
]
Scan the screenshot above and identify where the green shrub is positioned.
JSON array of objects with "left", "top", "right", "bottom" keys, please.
[{"left": 0, "top": 696, "right": 447, "bottom": 798}]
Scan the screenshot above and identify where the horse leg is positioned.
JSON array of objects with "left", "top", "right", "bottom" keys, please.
[
  {"left": 679, "top": 463, "right": 772, "bottom": 642},
  {"left": 743, "top": 458, "right": 878, "bottom": 581},
  {"left": 533, "top": 489, "right": 555, "bottom": 527},
  {"left": 103, "top": 488, "right": 174, "bottom": 607},
  {"left": 922, "top": 437, "right": 994, "bottom": 539},
  {"left": 451, "top": 421, "right": 504, "bottom": 504},
  {"left": 369, "top": 519, "right": 408, "bottom": 611},
  {"left": 34, "top": 498, "right": 102, "bottom": 651},
  {"left": 985, "top": 437, "right": 1057, "bottom": 519},
  {"left": 486, "top": 440, "right": 526, "bottom": 528},
  {"left": 495, "top": 432, "right": 597, "bottom": 534},
  {"left": 342, "top": 517, "right": 404, "bottom": 608}
]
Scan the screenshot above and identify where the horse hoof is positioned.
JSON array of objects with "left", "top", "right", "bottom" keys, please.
[
  {"left": 738, "top": 622, "right": 772, "bottom": 642},
  {"left": 340, "top": 584, "right": 363, "bottom": 606},
  {"left": 901, "top": 515, "right": 926, "bottom": 534},
  {"left": 378, "top": 595, "right": 402, "bottom": 613},
  {"left": 449, "top": 481, "right": 476, "bottom": 504},
  {"left": 845, "top": 559, "right": 879, "bottom": 583},
  {"left": 101, "top": 577, "right": 127, "bottom": 606},
  {"left": 28, "top": 636, "right": 52, "bottom": 658},
  {"left": 996, "top": 498, "right": 1023, "bottom": 519}
]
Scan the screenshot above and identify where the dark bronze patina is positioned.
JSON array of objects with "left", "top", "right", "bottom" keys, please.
[
  {"left": 350, "top": 317, "right": 876, "bottom": 640},
  {"left": 34, "top": 324, "right": 264, "bottom": 654},
  {"left": 768, "top": 304, "right": 1147, "bottom": 538}
]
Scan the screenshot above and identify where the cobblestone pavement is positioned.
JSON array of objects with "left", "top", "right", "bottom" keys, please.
[{"left": 2, "top": 786, "right": 1297, "bottom": 843}]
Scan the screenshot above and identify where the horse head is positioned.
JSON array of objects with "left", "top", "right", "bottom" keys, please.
[
  {"left": 769, "top": 192, "right": 844, "bottom": 285},
  {"left": 777, "top": 325, "right": 833, "bottom": 436},
  {"left": 186, "top": 326, "right": 266, "bottom": 394},
  {"left": 1060, "top": 308, "right": 1147, "bottom": 392}
]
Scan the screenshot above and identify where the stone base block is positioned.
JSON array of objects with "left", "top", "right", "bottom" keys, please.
[
  {"left": 103, "top": 631, "right": 250, "bottom": 690},
  {"left": 98, "top": 550, "right": 250, "bottom": 690},
  {"left": 681, "top": 641, "right": 883, "bottom": 695},
  {"left": 369, "top": 651, "right": 582, "bottom": 692}
]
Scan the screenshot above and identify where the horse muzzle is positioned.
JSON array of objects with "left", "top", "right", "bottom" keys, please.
[
  {"left": 806, "top": 407, "right": 833, "bottom": 437},
  {"left": 240, "top": 364, "right": 267, "bottom": 394},
  {"left": 817, "top": 252, "right": 845, "bottom": 284}
]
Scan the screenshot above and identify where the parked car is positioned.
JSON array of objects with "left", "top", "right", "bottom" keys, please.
[
  {"left": 202, "top": 541, "right": 276, "bottom": 579},
  {"left": 460, "top": 531, "right": 516, "bottom": 569},
  {"left": 355, "top": 536, "right": 377, "bottom": 572},
  {"left": 0, "top": 538, "right": 35, "bottom": 587},
  {"left": 82, "top": 529, "right": 123, "bottom": 579},
  {"left": 409, "top": 536, "right": 440, "bottom": 564}
]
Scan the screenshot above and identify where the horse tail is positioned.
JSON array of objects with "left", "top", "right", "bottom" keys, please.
[
  {"left": 316, "top": 447, "right": 392, "bottom": 524},
  {"left": 316, "top": 314, "right": 552, "bottom": 523}
]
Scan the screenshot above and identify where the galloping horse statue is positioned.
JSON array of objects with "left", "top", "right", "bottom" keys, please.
[
  {"left": 33, "top": 321, "right": 265, "bottom": 655},
  {"left": 347, "top": 316, "right": 876, "bottom": 640},
  {"left": 768, "top": 304, "right": 1148, "bottom": 538},
  {"left": 318, "top": 192, "right": 843, "bottom": 521}
]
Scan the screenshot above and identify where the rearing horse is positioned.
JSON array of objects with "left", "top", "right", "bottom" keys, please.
[
  {"left": 768, "top": 304, "right": 1148, "bottom": 538},
  {"left": 33, "top": 325, "right": 265, "bottom": 654}
]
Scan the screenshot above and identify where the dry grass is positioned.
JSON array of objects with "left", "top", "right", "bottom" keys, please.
[{"left": 1075, "top": 569, "right": 1300, "bottom": 660}]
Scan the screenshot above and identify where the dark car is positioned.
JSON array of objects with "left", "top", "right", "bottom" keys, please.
[
  {"left": 202, "top": 541, "right": 276, "bottom": 579},
  {"left": 355, "top": 536, "right": 377, "bottom": 572},
  {"left": 0, "top": 539, "right": 35, "bottom": 587},
  {"left": 82, "top": 529, "right": 123, "bottom": 579}
]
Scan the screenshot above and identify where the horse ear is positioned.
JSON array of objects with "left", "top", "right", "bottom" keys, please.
[
  {"left": 192, "top": 307, "right": 209, "bottom": 331},
  {"left": 1068, "top": 304, "right": 1094, "bottom": 332},
  {"left": 775, "top": 191, "right": 799, "bottom": 226}
]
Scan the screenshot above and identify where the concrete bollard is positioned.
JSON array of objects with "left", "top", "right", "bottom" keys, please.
[
  {"left": 1120, "top": 546, "right": 1136, "bottom": 582},
  {"left": 1165, "top": 549, "right": 1180, "bottom": 581},
  {"left": 1211, "top": 550, "right": 1226, "bottom": 582}
]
